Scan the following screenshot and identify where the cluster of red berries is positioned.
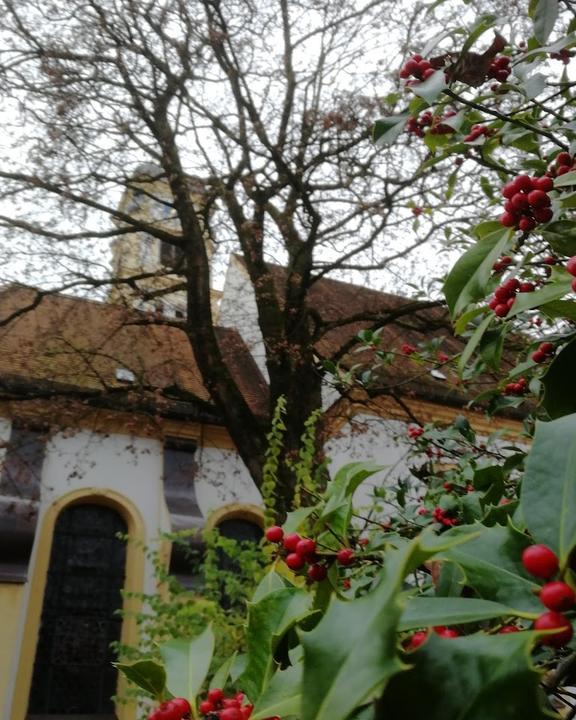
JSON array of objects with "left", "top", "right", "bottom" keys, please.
[
  {"left": 488, "top": 277, "right": 536, "bottom": 318},
  {"left": 503, "top": 377, "right": 527, "bottom": 396},
  {"left": 404, "top": 625, "right": 460, "bottom": 651},
  {"left": 198, "top": 689, "right": 259, "bottom": 720},
  {"left": 401, "top": 342, "right": 417, "bottom": 355},
  {"left": 148, "top": 698, "right": 191, "bottom": 720},
  {"left": 265, "top": 526, "right": 355, "bottom": 580},
  {"left": 548, "top": 151, "right": 576, "bottom": 179},
  {"left": 522, "top": 544, "right": 575, "bottom": 647},
  {"left": 550, "top": 49, "right": 574, "bottom": 64},
  {"left": 487, "top": 55, "right": 511, "bottom": 82},
  {"left": 492, "top": 255, "right": 513, "bottom": 274},
  {"left": 463, "top": 124, "right": 491, "bottom": 143},
  {"left": 399, "top": 54, "right": 436, "bottom": 82},
  {"left": 432, "top": 506, "right": 459, "bottom": 527},
  {"left": 407, "top": 425, "right": 424, "bottom": 439},
  {"left": 566, "top": 256, "right": 576, "bottom": 292},
  {"left": 499, "top": 174, "right": 554, "bottom": 232},
  {"left": 406, "top": 110, "right": 456, "bottom": 138},
  {"left": 531, "top": 341, "right": 555, "bottom": 364}
]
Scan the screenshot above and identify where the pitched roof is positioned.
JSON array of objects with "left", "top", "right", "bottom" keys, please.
[
  {"left": 241, "top": 259, "right": 519, "bottom": 409},
  {"left": 0, "top": 285, "right": 269, "bottom": 419}
]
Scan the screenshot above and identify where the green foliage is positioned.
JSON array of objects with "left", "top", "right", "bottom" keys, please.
[
  {"left": 262, "top": 396, "right": 287, "bottom": 523},
  {"left": 114, "top": 529, "right": 266, "bottom": 713}
]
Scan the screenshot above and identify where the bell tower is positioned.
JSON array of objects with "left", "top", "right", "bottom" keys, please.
[{"left": 109, "top": 163, "right": 214, "bottom": 317}]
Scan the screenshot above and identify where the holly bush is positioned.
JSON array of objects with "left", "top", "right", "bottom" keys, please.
[{"left": 118, "top": 4, "right": 576, "bottom": 719}]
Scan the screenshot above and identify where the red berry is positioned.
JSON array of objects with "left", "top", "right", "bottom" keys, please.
[
  {"left": 283, "top": 533, "right": 302, "bottom": 552},
  {"left": 208, "top": 689, "right": 225, "bottom": 705},
  {"left": 494, "top": 285, "right": 510, "bottom": 301},
  {"left": 222, "top": 698, "right": 241, "bottom": 709},
  {"left": 503, "top": 277, "right": 520, "bottom": 293},
  {"left": 499, "top": 212, "right": 517, "bottom": 228},
  {"left": 286, "top": 552, "right": 305, "bottom": 570},
  {"left": 539, "top": 341, "right": 554, "bottom": 354},
  {"left": 499, "top": 625, "right": 521, "bottom": 633},
  {"left": 556, "top": 165, "right": 571, "bottom": 176},
  {"left": 539, "top": 582, "right": 576, "bottom": 611},
  {"left": 156, "top": 703, "right": 181, "bottom": 720},
  {"left": 434, "top": 626, "right": 459, "bottom": 638},
  {"left": 412, "top": 206, "right": 423, "bottom": 216},
  {"left": 199, "top": 700, "right": 215, "bottom": 715},
  {"left": 502, "top": 182, "right": 517, "bottom": 199},
  {"left": 532, "top": 207, "right": 553, "bottom": 224},
  {"left": 511, "top": 193, "right": 530, "bottom": 211},
  {"left": 518, "top": 216, "right": 536, "bottom": 232},
  {"left": 567, "top": 257, "right": 576, "bottom": 277},
  {"left": 404, "top": 59, "right": 419, "bottom": 75},
  {"left": 337, "top": 548, "right": 355, "bottom": 566},
  {"left": 494, "top": 303, "right": 509, "bottom": 317},
  {"left": 405, "top": 630, "right": 428, "bottom": 650},
  {"left": 519, "top": 282, "right": 535, "bottom": 292},
  {"left": 514, "top": 175, "right": 534, "bottom": 193},
  {"left": 534, "top": 611, "right": 573, "bottom": 647},
  {"left": 572, "top": 278, "right": 576, "bottom": 293},
  {"left": 557, "top": 152, "right": 572, "bottom": 167},
  {"left": 522, "top": 544, "right": 559, "bottom": 578},
  {"left": 421, "top": 67, "right": 435, "bottom": 80},
  {"left": 535, "top": 176, "right": 554, "bottom": 192},
  {"left": 527, "top": 189, "right": 550, "bottom": 208},
  {"left": 532, "top": 350, "right": 547, "bottom": 364},
  {"left": 220, "top": 709, "right": 243, "bottom": 720},
  {"left": 265, "top": 526, "right": 284, "bottom": 543},
  {"left": 543, "top": 256, "right": 556, "bottom": 265},
  {"left": 241, "top": 704, "right": 253, "bottom": 720},
  {"left": 401, "top": 342, "right": 417, "bottom": 355},
  {"left": 170, "top": 698, "right": 192, "bottom": 717},
  {"left": 308, "top": 564, "right": 327, "bottom": 581},
  {"left": 296, "top": 538, "right": 316, "bottom": 556}
]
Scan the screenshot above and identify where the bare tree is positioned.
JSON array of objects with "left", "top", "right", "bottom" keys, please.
[{"left": 0, "top": 0, "right": 462, "bottom": 511}]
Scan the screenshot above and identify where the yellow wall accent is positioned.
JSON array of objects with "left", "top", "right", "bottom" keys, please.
[
  {"left": 205, "top": 502, "right": 265, "bottom": 531},
  {"left": 0, "top": 584, "right": 26, "bottom": 712},
  {"left": 10, "top": 488, "right": 146, "bottom": 720},
  {"left": 323, "top": 393, "right": 525, "bottom": 440}
]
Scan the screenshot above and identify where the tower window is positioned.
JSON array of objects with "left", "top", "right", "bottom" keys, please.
[{"left": 160, "top": 241, "right": 184, "bottom": 269}]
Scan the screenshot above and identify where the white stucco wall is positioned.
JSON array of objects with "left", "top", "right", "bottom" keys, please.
[
  {"left": 219, "top": 256, "right": 269, "bottom": 379},
  {"left": 324, "top": 414, "right": 415, "bottom": 511},
  {"left": 195, "top": 444, "right": 263, "bottom": 515}
]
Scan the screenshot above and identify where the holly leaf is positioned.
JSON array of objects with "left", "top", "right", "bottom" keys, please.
[
  {"left": 159, "top": 625, "right": 214, "bottom": 702},
  {"left": 443, "top": 224, "right": 512, "bottom": 317},
  {"left": 541, "top": 339, "right": 576, "bottom": 418},
  {"left": 299, "top": 529, "right": 476, "bottom": 720},
  {"left": 251, "top": 663, "right": 302, "bottom": 720},
  {"left": 541, "top": 220, "right": 576, "bottom": 255},
  {"left": 373, "top": 115, "right": 409, "bottom": 147},
  {"left": 531, "top": 0, "right": 559, "bottom": 45},
  {"left": 507, "top": 278, "right": 572, "bottom": 317},
  {"left": 114, "top": 660, "right": 166, "bottom": 699},
  {"left": 411, "top": 70, "right": 448, "bottom": 104},
  {"left": 239, "top": 587, "right": 314, "bottom": 700},
  {"left": 439, "top": 524, "right": 542, "bottom": 613},
  {"left": 380, "top": 632, "right": 553, "bottom": 719},
  {"left": 520, "top": 412, "right": 576, "bottom": 565},
  {"left": 398, "top": 597, "right": 523, "bottom": 631}
]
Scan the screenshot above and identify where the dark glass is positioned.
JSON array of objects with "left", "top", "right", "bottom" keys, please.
[{"left": 27, "top": 504, "right": 127, "bottom": 717}]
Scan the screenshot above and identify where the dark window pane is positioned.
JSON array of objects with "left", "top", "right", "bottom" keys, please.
[
  {"left": 0, "top": 425, "right": 45, "bottom": 499},
  {"left": 160, "top": 241, "right": 184, "bottom": 269},
  {"left": 27, "top": 504, "right": 127, "bottom": 716}
]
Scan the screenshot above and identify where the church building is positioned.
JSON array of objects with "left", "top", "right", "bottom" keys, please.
[{"left": 0, "top": 166, "right": 523, "bottom": 720}]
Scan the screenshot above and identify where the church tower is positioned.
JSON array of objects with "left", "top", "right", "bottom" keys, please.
[{"left": 109, "top": 163, "right": 215, "bottom": 317}]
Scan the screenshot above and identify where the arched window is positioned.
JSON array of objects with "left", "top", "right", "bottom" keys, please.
[{"left": 27, "top": 503, "right": 127, "bottom": 718}]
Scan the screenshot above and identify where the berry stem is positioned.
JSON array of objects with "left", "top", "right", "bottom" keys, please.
[{"left": 444, "top": 89, "right": 569, "bottom": 151}]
